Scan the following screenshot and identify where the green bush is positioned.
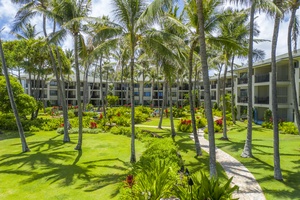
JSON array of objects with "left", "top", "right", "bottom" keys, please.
[
  {"left": 177, "top": 119, "right": 192, "bottom": 132},
  {"left": 262, "top": 122, "right": 273, "bottom": 129},
  {"left": 110, "top": 126, "right": 141, "bottom": 138},
  {"left": 172, "top": 106, "right": 186, "bottom": 118},
  {"left": 196, "top": 117, "right": 207, "bottom": 128},
  {"left": 264, "top": 109, "right": 272, "bottom": 122},
  {"left": 56, "top": 128, "right": 100, "bottom": 134},
  {"left": 68, "top": 110, "right": 75, "bottom": 118},
  {"left": 174, "top": 171, "right": 238, "bottom": 200},
  {"left": 204, "top": 123, "right": 222, "bottom": 134},
  {"left": 279, "top": 122, "right": 298, "bottom": 135}
]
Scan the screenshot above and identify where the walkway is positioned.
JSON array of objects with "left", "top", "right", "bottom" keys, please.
[{"left": 193, "top": 129, "right": 266, "bottom": 200}]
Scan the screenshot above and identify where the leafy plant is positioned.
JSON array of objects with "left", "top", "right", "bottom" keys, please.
[{"left": 174, "top": 171, "right": 238, "bottom": 200}]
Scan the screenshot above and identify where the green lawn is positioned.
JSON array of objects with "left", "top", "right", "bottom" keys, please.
[
  {"left": 0, "top": 131, "right": 145, "bottom": 200},
  {"left": 0, "top": 123, "right": 228, "bottom": 199},
  {"left": 212, "top": 122, "right": 300, "bottom": 200}
]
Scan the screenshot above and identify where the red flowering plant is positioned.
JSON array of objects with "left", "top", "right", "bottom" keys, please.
[
  {"left": 177, "top": 118, "right": 192, "bottom": 132},
  {"left": 215, "top": 118, "right": 223, "bottom": 127},
  {"left": 124, "top": 174, "right": 135, "bottom": 188},
  {"left": 90, "top": 121, "right": 97, "bottom": 129}
]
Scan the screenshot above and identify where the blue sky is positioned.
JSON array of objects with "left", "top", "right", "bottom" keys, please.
[{"left": 0, "top": 0, "right": 297, "bottom": 63}]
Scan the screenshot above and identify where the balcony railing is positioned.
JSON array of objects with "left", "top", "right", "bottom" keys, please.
[
  {"left": 211, "top": 96, "right": 216, "bottom": 100},
  {"left": 255, "top": 96, "right": 269, "bottom": 104},
  {"left": 91, "top": 95, "right": 100, "bottom": 98},
  {"left": 225, "top": 83, "right": 232, "bottom": 88},
  {"left": 238, "top": 78, "right": 248, "bottom": 84},
  {"left": 200, "top": 96, "right": 204, "bottom": 99},
  {"left": 211, "top": 84, "right": 217, "bottom": 89},
  {"left": 277, "top": 97, "right": 287, "bottom": 104},
  {"left": 238, "top": 96, "right": 248, "bottom": 103},
  {"left": 255, "top": 74, "right": 269, "bottom": 83},
  {"left": 200, "top": 86, "right": 204, "bottom": 89},
  {"left": 68, "top": 95, "right": 76, "bottom": 98},
  {"left": 153, "top": 96, "right": 163, "bottom": 99},
  {"left": 179, "top": 86, "right": 189, "bottom": 90}
]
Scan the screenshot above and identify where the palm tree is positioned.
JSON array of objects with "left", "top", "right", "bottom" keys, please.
[
  {"left": 271, "top": 0, "right": 283, "bottom": 181},
  {"left": 287, "top": 0, "right": 300, "bottom": 134},
  {"left": 11, "top": 0, "right": 71, "bottom": 143},
  {"left": 229, "top": 0, "right": 279, "bottom": 161},
  {"left": 196, "top": 0, "right": 217, "bottom": 177},
  {"left": 0, "top": 38, "right": 30, "bottom": 152},
  {"left": 112, "top": 0, "right": 175, "bottom": 163}
]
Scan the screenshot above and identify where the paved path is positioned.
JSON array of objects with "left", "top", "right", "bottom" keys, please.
[{"left": 194, "top": 129, "right": 266, "bottom": 200}]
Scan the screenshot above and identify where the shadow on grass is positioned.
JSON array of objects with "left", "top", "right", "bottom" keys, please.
[
  {"left": 0, "top": 131, "right": 35, "bottom": 140},
  {"left": 0, "top": 136, "right": 130, "bottom": 198}
]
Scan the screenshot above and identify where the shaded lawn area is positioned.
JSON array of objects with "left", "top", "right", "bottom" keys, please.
[
  {"left": 213, "top": 122, "right": 300, "bottom": 200},
  {"left": 0, "top": 131, "right": 145, "bottom": 200},
  {"left": 0, "top": 124, "right": 228, "bottom": 200}
]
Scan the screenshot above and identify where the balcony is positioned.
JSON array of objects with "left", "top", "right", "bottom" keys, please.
[
  {"left": 238, "top": 78, "right": 248, "bottom": 84},
  {"left": 211, "top": 96, "right": 216, "bottom": 100},
  {"left": 68, "top": 95, "right": 76, "bottom": 98},
  {"left": 200, "top": 86, "right": 204, "bottom": 90},
  {"left": 91, "top": 95, "right": 100, "bottom": 98},
  {"left": 200, "top": 96, "right": 204, "bottom": 99},
  {"left": 179, "top": 86, "right": 189, "bottom": 90},
  {"left": 255, "top": 96, "right": 269, "bottom": 104},
  {"left": 211, "top": 84, "right": 217, "bottom": 89},
  {"left": 238, "top": 96, "right": 248, "bottom": 103},
  {"left": 255, "top": 74, "right": 269, "bottom": 83},
  {"left": 225, "top": 83, "right": 232, "bottom": 88},
  {"left": 154, "top": 86, "right": 163, "bottom": 90},
  {"left": 153, "top": 96, "right": 163, "bottom": 99}
]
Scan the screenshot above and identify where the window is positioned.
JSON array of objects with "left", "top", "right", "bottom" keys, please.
[
  {"left": 144, "top": 92, "right": 151, "bottom": 97},
  {"left": 134, "top": 92, "right": 139, "bottom": 96},
  {"left": 171, "top": 92, "right": 177, "bottom": 97},
  {"left": 50, "top": 90, "right": 58, "bottom": 96},
  {"left": 134, "top": 83, "right": 139, "bottom": 88},
  {"left": 158, "top": 92, "right": 163, "bottom": 97},
  {"left": 50, "top": 81, "right": 57, "bottom": 86}
]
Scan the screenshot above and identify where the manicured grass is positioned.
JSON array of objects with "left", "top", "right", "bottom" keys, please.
[
  {"left": 0, "top": 124, "right": 229, "bottom": 199},
  {"left": 140, "top": 116, "right": 180, "bottom": 127},
  {"left": 0, "top": 131, "right": 145, "bottom": 200},
  {"left": 213, "top": 122, "right": 300, "bottom": 200}
]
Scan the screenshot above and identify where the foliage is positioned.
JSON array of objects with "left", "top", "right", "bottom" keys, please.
[
  {"left": 56, "top": 127, "right": 100, "bottom": 134},
  {"left": 264, "top": 109, "right": 272, "bottom": 122},
  {"left": 0, "top": 76, "right": 37, "bottom": 116},
  {"left": 120, "top": 138, "right": 181, "bottom": 200},
  {"left": 110, "top": 126, "right": 141, "bottom": 138},
  {"left": 107, "top": 95, "right": 119, "bottom": 107},
  {"left": 196, "top": 116, "right": 207, "bottom": 128},
  {"left": 174, "top": 171, "right": 238, "bottom": 200},
  {"left": 172, "top": 106, "right": 186, "bottom": 118},
  {"left": 279, "top": 122, "right": 298, "bottom": 135},
  {"left": 135, "top": 106, "right": 152, "bottom": 115},
  {"left": 177, "top": 118, "right": 192, "bottom": 132}
]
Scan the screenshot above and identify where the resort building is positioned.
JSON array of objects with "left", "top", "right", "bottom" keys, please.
[{"left": 20, "top": 51, "right": 300, "bottom": 123}]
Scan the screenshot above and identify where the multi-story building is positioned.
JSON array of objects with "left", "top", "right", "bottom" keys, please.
[{"left": 20, "top": 50, "right": 300, "bottom": 124}]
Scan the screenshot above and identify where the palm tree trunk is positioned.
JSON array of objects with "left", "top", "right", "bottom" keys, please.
[
  {"left": 74, "top": 33, "right": 83, "bottom": 151},
  {"left": 271, "top": 0, "right": 283, "bottom": 180},
  {"left": 189, "top": 40, "right": 201, "bottom": 156},
  {"left": 56, "top": 47, "right": 70, "bottom": 142},
  {"left": 98, "top": 56, "right": 106, "bottom": 117},
  {"left": 288, "top": 7, "right": 300, "bottom": 134},
  {"left": 231, "top": 56, "right": 236, "bottom": 124},
  {"left": 130, "top": 56, "right": 136, "bottom": 163},
  {"left": 0, "top": 39, "right": 30, "bottom": 152},
  {"left": 120, "top": 64, "right": 124, "bottom": 106},
  {"left": 197, "top": 0, "right": 216, "bottom": 177},
  {"left": 169, "top": 84, "right": 176, "bottom": 139},
  {"left": 222, "top": 60, "right": 228, "bottom": 139},
  {"left": 241, "top": 2, "right": 255, "bottom": 158},
  {"left": 158, "top": 82, "right": 166, "bottom": 129}
]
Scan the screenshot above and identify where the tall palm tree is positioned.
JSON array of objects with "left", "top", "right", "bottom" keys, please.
[
  {"left": 112, "top": 0, "right": 175, "bottom": 163},
  {"left": 228, "top": 0, "right": 278, "bottom": 158},
  {"left": 0, "top": 38, "right": 30, "bottom": 152},
  {"left": 271, "top": 0, "right": 283, "bottom": 181},
  {"left": 54, "top": 0, "right": 94, "bottom": 150},
  {"left": 196, "top": 0, "right": 217, "bottom": 177},
  {"left": 287, "top": 0, "right": 300, "bottom": 134},
  {"left": 11, "top": 0, "right": 71, "bottom": 143}
]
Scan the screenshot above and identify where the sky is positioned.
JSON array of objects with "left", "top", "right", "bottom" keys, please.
[{"left": 0, "top": 0, "right": 297, "bottom": 65}]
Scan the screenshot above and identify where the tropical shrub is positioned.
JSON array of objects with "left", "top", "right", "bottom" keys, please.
[
  {"left": 172, "top": 106, "right": 186, "bottom": 118},
  {"left": 279, "top": 122, "right": 298, "bottom": 135},
  {"left": 177, "top": 119, "right": 192, "bottom": 132},
  {"left": 174, "top": 171, "right": 238, "bottom": 200},
  {"left": 196, "top": 117, "right": 207, "bottom": 128},
  {"left": 56, "top": 128, "right": 100, "bottom": 134}
]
